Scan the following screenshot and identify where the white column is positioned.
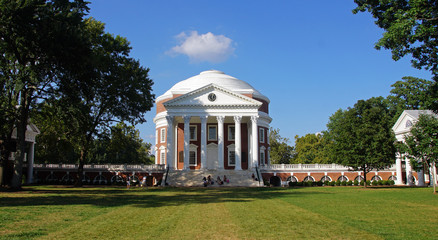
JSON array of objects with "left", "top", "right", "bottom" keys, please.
[
  {"left": 267, "top": 147, "right": 271, "bottom": 166},
  {"left": 406, "top": 159, "right": 414, "bottom": 185},
  {"left": 234, "top": 116, "right": 242, "bottom": 170},
  {"left": 395, "top": 154, "right": 403, "bottom": 185},
  {"left": 251, "top": 116, "right": 259, "bottom": 169},
  {"left": 217, "top": 116, "right": 225, "bottom": 169},
  {"left": 27, "top": 142, "right": 35, "bottom": 184},
  {"left": 200, "top": 116, "right": 207, "bottom": 169},
  {"left": 166, "top": 116, "right": 174, "bottom": 169},
  {"left": 183, "top": 115, "right": 191, "bottom": 170}
]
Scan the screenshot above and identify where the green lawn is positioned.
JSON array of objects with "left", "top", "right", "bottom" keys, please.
[{"left": 1, "top": 186, "right": 437, "bottom": 239}]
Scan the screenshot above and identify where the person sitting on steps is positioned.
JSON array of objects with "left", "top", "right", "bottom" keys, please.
[{"left": 216, "top": 176, "right": 223, "bottom": 185}]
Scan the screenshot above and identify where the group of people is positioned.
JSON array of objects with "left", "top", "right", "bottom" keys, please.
[
  {"left": 203, "top": 175, "right": 229, "bottom": 187},
  {"left": 126, "top": 175, "right": 148, "bottom": 189}
]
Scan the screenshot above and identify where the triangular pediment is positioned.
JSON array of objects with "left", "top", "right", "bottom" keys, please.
[
  {"left": 163, "top": 84, "right": 262, "bottom": 109},
  {"left": 392, "top": 111, "right": 416, "bottom": 135}
]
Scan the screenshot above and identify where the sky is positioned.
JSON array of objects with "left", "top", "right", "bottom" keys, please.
[{"left": 87, "top": 0, "right": 432, "bottom": 146}]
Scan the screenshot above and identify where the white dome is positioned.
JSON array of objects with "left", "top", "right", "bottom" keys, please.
[{"left": 157, "top": 70, "right": 268, "bottom": 102}]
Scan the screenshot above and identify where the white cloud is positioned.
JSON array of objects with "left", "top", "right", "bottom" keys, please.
[{"left": 167, "top": 31, "right": 235, "bottom": 63}]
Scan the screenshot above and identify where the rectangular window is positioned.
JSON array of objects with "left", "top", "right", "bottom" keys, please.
[
  {"left": 259, "top": 128, "right": 265, "bottom": 143},
  {"left": 260, "top": 151, "right": 265, "bottom": 165},
  {"left": 208, "top": 125, "right": 217, "bottom": 140},
  {"left": 189, "top": 151, "right": 196, "bottom": 166},
  {"left": 160, "top": 128, "right": 166, "bottom": 143},
  {"left": 229, "top": 151, "right": 236, "bottom": 166},
  {"left": 190, "top": 126, "right": 197, "bottom": 140},
  {"left": 160, "top": 151, "right": 166, "bottom": 164},
  {"left": 228, "top": 125, "right": 235, "bottom": 141}
]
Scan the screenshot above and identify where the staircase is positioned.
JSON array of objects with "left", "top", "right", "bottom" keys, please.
[{"left": 164, "top": 169, "right": 263, "bottom": 187}]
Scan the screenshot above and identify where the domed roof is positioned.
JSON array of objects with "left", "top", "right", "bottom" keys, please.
[{"left": 158, "top": 70, "right": 268, "bottom": 102}]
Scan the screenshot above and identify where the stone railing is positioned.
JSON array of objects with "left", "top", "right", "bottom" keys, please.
[
  {"left": 32, "top": 163, "right": 166, "bottom": 172},
  {"left": 260, "top": 163, "right": 396, "bottom": 171}
]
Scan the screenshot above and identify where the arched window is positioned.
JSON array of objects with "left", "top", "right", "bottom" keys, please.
[
  {"left": 61, "top": 174, "right": 75, "bottom": 185},
  {"left": 371, "top": 175, "right": 382, "bottom": 182},
  {"left": 321, "top": 176, "right": 332, "bottom": 182},
  {"left": 388, "top": 175, "right": 397, "bottom": 181},
  {"left": 337, "top": 175, "right": 348, "bottom": 182},
  {"left": 354, "top": 175, "right": 364, "bottom": 182},
  {"left": 81, "top": 174, "right": 91, "bottom": 184},
  {"left": 287, "top": 176, "right": 298, "bottom": 182},
  {"left": 111, "top": 175, "right": 124, "bottom": 184},
  {"left": 303, "top": 176, "right": 315, "bottom": 182},
  {"left": 45, "top": 173, "right": 58, "bottom": 184},
  {"left": 93, "top": 175, "right": 108, "bottom": 185}
]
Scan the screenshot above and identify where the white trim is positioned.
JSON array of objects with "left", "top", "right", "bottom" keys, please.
[{"left": 189, "top": 144, "right": 198, "bottom": 166}]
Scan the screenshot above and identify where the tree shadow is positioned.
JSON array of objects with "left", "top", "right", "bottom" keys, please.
[{"left": 0, "top": 186, "right": 331, "bottom": 208}]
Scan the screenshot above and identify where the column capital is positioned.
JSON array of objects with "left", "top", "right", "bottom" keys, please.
[
  {"left": 233, "top": 115, "right": 242, "bottom": 123},
  {"left": 217, "top": 116, "right": 225, "bottom": 124},
  {"left": 165, "top": 115, "right": 174, "bottom": 123},
  {"left": 200, "top": 116, "right": 208, "bottom": 123},
  {"left": 251, "top": 115, "right": 259, "bottom": 123},
  {"left": 183, "top": 115, "right": 191, "bottom": 123}
]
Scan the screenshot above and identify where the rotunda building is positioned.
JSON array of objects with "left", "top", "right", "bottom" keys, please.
[{"left": 154, "top": 70, "right": 272, "bottom": 172}]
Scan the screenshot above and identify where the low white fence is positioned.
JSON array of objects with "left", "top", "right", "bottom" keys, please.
[{"left": 32, "top": 163, "right": 166, "bottom": 172}]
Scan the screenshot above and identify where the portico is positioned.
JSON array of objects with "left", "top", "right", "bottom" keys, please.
[{"left": 154, "top": 70, "right": 271, "bottom": 173}]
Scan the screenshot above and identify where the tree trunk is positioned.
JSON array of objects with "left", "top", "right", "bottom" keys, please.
[
  {"left": 11, "top": 108, "right": 28, "bottom": 190},
  {"left": 363, "top": 167, "right": 367, "bottom": 188},
  {"left": 75, "top": 149, "right": 86, "bottom": 187}
]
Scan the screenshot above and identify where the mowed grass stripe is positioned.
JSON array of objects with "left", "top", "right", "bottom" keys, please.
[
  {"left": 226, "top": 196, "right": 382, "bottom": 240},
  {"left": 277, "top": 187, "right": 438, "bottom": 239}
]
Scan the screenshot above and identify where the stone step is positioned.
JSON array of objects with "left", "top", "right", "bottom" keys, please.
[{"left": 165, "top": 169, "right": 262, "bottom": 187}]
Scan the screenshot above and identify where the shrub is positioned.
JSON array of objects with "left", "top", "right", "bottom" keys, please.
[
  {"left": 372, "top": 180, "right": 378, "bottom": 186},
  {"left": 296, "top": 181, "right": 303, "bottom": 187},
  {"left": 382, "top": 180, "right": 389, "bottom": 185},
  {"left": 317, "top": 181, "right": 323, "bottom": 186},
  {"left": 289, "top": 181, "right": 297, "bottom": 187},
  {"left": 329, "top": 181, "right": 336, "bottom": 186},
  {"left": 353, "top": 180, "right": 359, "bottom": 186},
  {"left": 264, "top": 180, "right": 270, "bottom": 186},
  {"left": 389, "top": 180, "right": 395, "bottom": 185},
  {"left": 377, "top": 180, "right": 383, "bottom": 185},
  {"left": 324, "top": 181, "right": 330, "bottom": 186},
  {"left": 366, "top": 180, "right": 371, "bottom": 186},
  {"left": 336, "top": 180, "right": 341, "bottom": 186},
  {"left": 341, "top": 181, "right": 347, "bottom": 186},
  {"left": 347, "top": 180, "right": 353, "bottom": 186},
  {"left": 305, "top": 181, "right": 313, "bottom": 187}
]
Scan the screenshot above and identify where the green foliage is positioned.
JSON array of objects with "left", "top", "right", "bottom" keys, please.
[
  {"left": 353, "top": 180, "right": 359, "bottom": 186},
  {"left": 354, "top": 0, "right": 438, "bottom": 80},
  {"left": 387, "top": 76, "right": 435, "bottom": 123},
  {"left": 325, "top": 97, "right": 396, "bottom": 184},
  {"left": 269, "top": 128, "right": 294, "bottom": 164},
  {"left": 293, "top": 133, "right": 330, "bottom": 164}
]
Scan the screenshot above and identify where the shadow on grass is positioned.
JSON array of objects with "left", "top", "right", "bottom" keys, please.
[{"left": 0, "top": 186, "right": 331, "bottom": 209}]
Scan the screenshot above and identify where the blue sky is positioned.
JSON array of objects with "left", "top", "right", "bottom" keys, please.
[{"left": 88, "top": 0, "right": 432, "bottom": 146}]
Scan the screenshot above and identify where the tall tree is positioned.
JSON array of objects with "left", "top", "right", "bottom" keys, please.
[
  {"left": 0, "top": 0, "right": 90, "bottom": 189},
  {"left": 387, "top": 76, "right": 435, "bottom": 122},
  {"left": 293, "top": 133, "right": 329, "bottom": 164},
  {"left": 58, "top": 18, "right": 154, "bottom": 186},
  {"left": 400, "top": 114, "right": 438, "bottom": 193},
  {"left": 354, "top": 0, "right": 438, "bottom": 81},
  {"left": 269, "top": 128, "right": 294, "bottom": 164},
  {"left": 325, "top": 97, "right": 396, "bottom": 187}
]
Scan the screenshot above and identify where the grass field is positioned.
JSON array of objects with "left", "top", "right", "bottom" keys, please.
[{"left": 1, "top": 186, "right": 437, "bottom": 240}]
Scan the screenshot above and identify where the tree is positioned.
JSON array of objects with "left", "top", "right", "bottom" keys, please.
[
  {"left": 386, "top": 76, "right": 435, "bottom": 122},
  {"left": 0, "top": 0, "right": 90, "bottom": 189},
  {"left": 325, "top": 97, "right": 396, "bottom": 187},
  {"left": 58, "top": 18, "right": 154, "bottom": 186},
  {"left": 400, "top": 114, "right": 438, "bottom": 193},
  {"left": 354, "top": 0, "right": 438, "bottom": 81},
  {"left": 91, "top": 123, "right": 153, "bottom": 164},
  {"left": 293, "top": 133, "right": 330, "bottom": 164},
  {"left": 269, "top": 128, "right": 294, "bottom": 164}
]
